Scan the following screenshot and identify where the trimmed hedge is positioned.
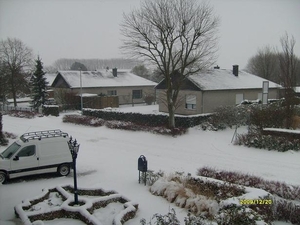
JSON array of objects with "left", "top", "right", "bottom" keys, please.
[
  {"left": 82, "top": 108, "right": 211, "bottom": 128},
  {"left": 43, "top": 105, "right": 59, "bottom": 116},
  {"left": 63, "top": 114, "right": 187, "bottom": 136},
  {"left": 235, "top": 130, "right": 300, "bottom": 152}
]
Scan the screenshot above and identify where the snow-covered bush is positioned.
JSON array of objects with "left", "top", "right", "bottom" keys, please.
[
  {"left": 8, "top": 110, "right": 37, "bottom": 119},
  {"left": 147, "top": 170, "right": 300, "bottom": 224},
  {"left": 140, "top": 208, "right": 180, "bottom": 225},
  {"left": 144, "top": 95, "right": 155, "bottom": 105},
  {"left": 145, "top": 170, "right": 164, "bottom": 186},
  {"left": 235, "top": 129, "right": 300, "bottom": 152},
  {"left": 215, "top": 204, "right": 259, "bottom": 225},
  {"left": 149, "top": 173, "right": 245, "bottom": 217},
  {"left": 197, "top": 167, "right": 300, "bottom": 201},
  {"left": 184, "top": 213, "right": 216, "bottom": 225},
  {"left": 209, "top": 105, "right": 252, "bottom": 130},
  {"left": 249, "top": 104, "right": 286, "bottom": 130},
  {"left": 63, "top": 115, "right": 105, "bottom": 127}
]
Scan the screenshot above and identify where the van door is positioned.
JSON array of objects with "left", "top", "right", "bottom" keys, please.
[{"left": 10, "top": 145, "right": 39, "bottom": 176}]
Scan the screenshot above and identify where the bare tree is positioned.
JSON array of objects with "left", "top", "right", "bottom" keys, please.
[
  {"left": 53, "top": 58, "right": 139, "bottom": 71},
  {"left": 279, "top": 33, "right": 298, "bottom": 89},
  {"left": 0, "top": 62, "right": 9, "bottom": 103},
  {"left": 245, "top": 46, "right": 280, "bottom": 83},
  {"left": 121, "top": 0, "right": 219, "bottom": 128},
  {"left": 278, "top": 33, "right": 299, "bottom": 128},
  {"left": 0, "top": 38, "right": 33, "bottom": 106}
]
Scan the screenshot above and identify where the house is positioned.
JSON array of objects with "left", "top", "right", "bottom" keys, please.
[
  {"left": 50, "top": 68, "right": 157, "bottom": 106},
  {"left": 44, "top": 73, "right": 57, "bottom": 98},
  {"left": 155, "top": 65, "right": 280, "bottom": 115}
]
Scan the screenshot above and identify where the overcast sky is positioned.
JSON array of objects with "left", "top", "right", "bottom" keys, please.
[{"left": 0, "top": 0, "right": 299, "bottom": 69}]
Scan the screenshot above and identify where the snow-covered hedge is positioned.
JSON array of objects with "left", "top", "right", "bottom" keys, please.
[
  {"left": 82, "top": 108, "right": 211, "bottom": 128},
  {"left": 8, "top": 110, "right": 37, "bottom": 119},
  {"left": 146, "top": 173, "right": 273, "bottom": 225},
  {"left": 235, "top": 128, "right": 300, "bottom": 152},
  {"left": 63, "top": 114, "right": 187, "bottom": 136},
  {"left": 15, "top": 185, "right": 138, "bottom": 225},
  {"left": 197, "top": 165, "right": 300, "bottom": 223},
  {"left": 197, "top": 167, "right": 300, "bottom": 201},
  {"left": 145, "top": 171, "right": 300, "bottom": 225}
]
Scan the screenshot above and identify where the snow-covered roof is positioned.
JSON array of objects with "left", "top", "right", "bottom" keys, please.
[
  {"left": 294, "top": 87, "right": 300, "bottom": 93},
  {"left": 44, "top": 73, "right": 57, "bottom": 86},
  {"left": 188, "top": 69, "right": 280, "bottom": 91},
  {"left": 57, "top": 70, "right": 157, "bottom": 88}
]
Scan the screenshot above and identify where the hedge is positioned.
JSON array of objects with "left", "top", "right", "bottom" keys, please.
[{"left": 82, "top": 108, "right": 211, "bottom": 128}]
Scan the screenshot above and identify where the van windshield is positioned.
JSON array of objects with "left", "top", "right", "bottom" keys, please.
[{"left": 1, "top": 142, "right": 21, "bottom": 159}]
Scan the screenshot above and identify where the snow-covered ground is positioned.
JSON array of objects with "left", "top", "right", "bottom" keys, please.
[{"left": 0, "top": 105, "right": 299, "bottom": 225}]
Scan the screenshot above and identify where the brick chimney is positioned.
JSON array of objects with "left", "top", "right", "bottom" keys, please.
[
  {"left": 233, "top": 65, "right": 239, "bottom": 76},
  {"left": 112, "top": 68, "right": 117, "bottom": 77}
]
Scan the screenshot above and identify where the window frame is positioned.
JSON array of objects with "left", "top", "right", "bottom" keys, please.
[
  {"left": 17, "top": 145, "right": 36, "bottom": 157},
  {"left": 185, "top": 94, "right": 196, "bottom": 110},
  {"left": 107, "top": 90, "right": 117, "bottom": 96},
  {"left": 132, "top": 90, "right": 143, "bottom": 99}
]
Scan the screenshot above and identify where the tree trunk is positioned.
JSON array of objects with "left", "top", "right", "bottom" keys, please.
[
  {"left": 168, "top": 103, "right": 175, "bottom": 129},
  {"left": 10, "top": 71, "right": 17, "bottom": 107}
]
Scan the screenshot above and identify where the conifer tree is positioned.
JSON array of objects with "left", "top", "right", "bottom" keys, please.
[{"left": 31, "top": 56, "right": 48, "bottom": 110}]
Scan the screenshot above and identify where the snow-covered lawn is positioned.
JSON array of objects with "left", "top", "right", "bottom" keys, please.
[{"left": 0, "top": 105, "right": 299, "bottom": 225}]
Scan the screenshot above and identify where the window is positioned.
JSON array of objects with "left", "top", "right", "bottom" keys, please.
[
  {"left": 17, "top": 145, "right": 36, "bottom": 157},
  {"left": 1, "top": 142, "right": 20, "bottom": 159},
  {"left": 185, "top": 95, "right": 196, "bottom": 110},
  {"left": 107, "top": 90, "right": 117, "bottom": 96},
  {"left": 132, "top": 90, "right": 142, "bottom": 99}
]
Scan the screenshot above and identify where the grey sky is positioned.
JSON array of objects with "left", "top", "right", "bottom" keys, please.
[{"left": 0, "top": 0, "right": 299, "bottom": 69}]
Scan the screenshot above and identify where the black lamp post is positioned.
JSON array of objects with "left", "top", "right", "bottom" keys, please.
[{"left": 68, "top": 136, "right": 80, "bottom": 204}]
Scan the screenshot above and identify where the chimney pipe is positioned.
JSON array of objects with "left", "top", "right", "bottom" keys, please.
[
  {"left": 233, "top": 65, "right": 239, "bottom": 76},
  {"left": 112, "top": 68, "right": 117, "bottom": 77}
]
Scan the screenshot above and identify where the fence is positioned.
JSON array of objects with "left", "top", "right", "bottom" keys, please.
[
  {"left": 76, "top": 96, "right": 119, "bottom": 109},
  {"left": 0, "top": 105, "right": 34, "bottom": 112}
]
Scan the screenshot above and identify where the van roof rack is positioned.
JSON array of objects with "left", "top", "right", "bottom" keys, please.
[{"left": 20, "top": 129, "right": 69, "bottom": 142}]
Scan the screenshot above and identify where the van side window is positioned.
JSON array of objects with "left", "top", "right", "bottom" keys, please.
[{"left": 17, "top": 145, "right": 36, "bottom": 157}]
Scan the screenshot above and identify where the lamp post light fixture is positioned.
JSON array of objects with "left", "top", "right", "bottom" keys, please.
[{"left": 68, "top": 136, "right": 80, "bottom": 204}]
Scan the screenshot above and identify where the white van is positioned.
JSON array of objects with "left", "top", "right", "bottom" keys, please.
[{"left": 0, "top": 130, "right": 73, "bottom": 184}]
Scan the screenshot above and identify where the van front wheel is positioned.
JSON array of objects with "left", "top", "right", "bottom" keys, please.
[
  {"left": 57, "top": 164, "right": 70, "bottom": 176},
  {"left": 0, "top": 171, "right": 7, "bottom": 184}
]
